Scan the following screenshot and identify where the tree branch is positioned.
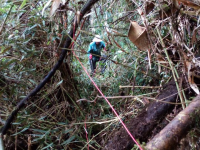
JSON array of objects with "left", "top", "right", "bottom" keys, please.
[{"left": 0, "top": 0, "right": 99, "bottom": 135}]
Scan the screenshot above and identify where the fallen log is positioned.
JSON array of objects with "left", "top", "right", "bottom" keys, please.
[
  {"left": 105, "top": 80, "right": 178, "bottom": 150},
  {"left": 146, "top": 93, "right": 200, "bottom": 150}
]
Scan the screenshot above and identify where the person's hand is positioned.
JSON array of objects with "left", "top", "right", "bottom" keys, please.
[{"left": 89, "top": 54, "right": 92, "bottom": 59}]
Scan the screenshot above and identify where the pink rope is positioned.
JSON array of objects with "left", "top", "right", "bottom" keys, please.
[
  {"left": 71, "top": 23, "right": 143, "bottom": 150},
  {"left": 72, "top": 51, "right": 143, "bottom": 150}
]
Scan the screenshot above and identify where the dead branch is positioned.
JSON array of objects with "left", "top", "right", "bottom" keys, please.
[
  {"left": 119, "top": 85, "right": 161, "bottom": 89},
  {"left": 146, "top": 94, "right": 200, "bottom": 150}
]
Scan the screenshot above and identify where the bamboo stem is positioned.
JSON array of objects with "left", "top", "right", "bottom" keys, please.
[
  {"left": 174, "top": 68, "right": 188, "bottom": 106},
  {"left": 96, "top": 92, "right": 157, "bottom": 99},
  {"left": 156, "top": 28, "right": 186, "bottom": 109}
]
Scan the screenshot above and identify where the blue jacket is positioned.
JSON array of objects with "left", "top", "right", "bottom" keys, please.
[{"left": 87, "top": 41, "right": 105, "bottom": 61}]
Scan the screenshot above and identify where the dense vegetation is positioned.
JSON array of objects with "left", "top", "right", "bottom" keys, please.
[{"left": 1, "top": 0, "right": 200, "bottom": 149}]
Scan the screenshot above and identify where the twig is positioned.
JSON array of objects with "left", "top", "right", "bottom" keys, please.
[
  {"left": 112, "top": 36, "right": 129, "bottom": 53},
  {"left": 81, "top": 123, "right": 114, "bottom": 150},
  {"left": 119, "top": 85, "right": 161, "bottom": 89},
  {"left": 61, "top": 48, "right": 87, "bottom": 53},
  {"left": 78, "top": 29, "right": 94, "bottom": 36},
  {"left": 73, "top": 119, "right": 118, "bottom": 125},
  {"left": 146, "top": 97, "right": 189, "bottom": 105},
  {"left": 69, "top": 18, "right": 87, "bottom": 48},
  {"left": 76, "top": 98, "right": 97, "bottom": 103},
  {"left": 96, "top": 92, "right": 157, "bottom": 99},
  {"left": 0, "top": 5, "right": 13, "bottom": 35},
  {"left": 97, "top": 86, "right": 190, "bottom": 105}
]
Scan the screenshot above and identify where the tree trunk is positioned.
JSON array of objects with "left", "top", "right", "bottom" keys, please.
[
  {"left": 59, "top": 62, "right": 80, "bottom": 101},
  {"left": 146, "top": 94, "right": 200, "bottom": 150},
  {"left": 105, "top": 80, "right": 178, "bottom": 150}
]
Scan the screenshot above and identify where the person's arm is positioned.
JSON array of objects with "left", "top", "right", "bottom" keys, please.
[
  {"left": 102, "top": 42, "right": 108, "bottom": 51},
  {"left": 88, "top": 43, "right": 93, "bottom": 59}
]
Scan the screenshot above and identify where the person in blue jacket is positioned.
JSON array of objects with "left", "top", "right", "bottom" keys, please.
[{"left": 87, "top": 35, "right": 106, "bottom": 75}]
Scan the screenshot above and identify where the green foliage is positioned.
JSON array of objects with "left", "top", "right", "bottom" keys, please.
[
  {"left": 131, "top": 141, "right": 146, "bottom": 150},
  {"left": 0, "top": 0, "right": 175, "bottom": 149}
]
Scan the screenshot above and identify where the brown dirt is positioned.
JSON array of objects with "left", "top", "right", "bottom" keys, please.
[{"left": 105, "top": 80, "right": 178, "bottom": 150}]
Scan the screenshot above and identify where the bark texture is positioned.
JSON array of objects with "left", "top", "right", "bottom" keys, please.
[{"left": 146, "top": 94, "right": 200, "bottom": 150}]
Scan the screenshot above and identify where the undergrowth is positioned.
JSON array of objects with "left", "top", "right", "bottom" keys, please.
[{"left": 1, "top": 0, "right": 200, "bottom": 149}]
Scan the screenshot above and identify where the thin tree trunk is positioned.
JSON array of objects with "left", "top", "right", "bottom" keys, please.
[{"left": 146, "top": 94, "right": 200, "bottom": 150}]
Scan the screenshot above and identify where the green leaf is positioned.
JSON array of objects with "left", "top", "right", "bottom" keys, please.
[
  {"left": 64, "top": 129, "right": 73, "bottom": 134},
  {"left": 12, "top": 126, "right": 29, "bottom": 136},
  {"left": 39, "top": 116, "right": 46, "bottom": 120},
  {"left": 29, "top": 24, "right": 40, "bottom": 31},
  {"left": 56, "top": 80, "right": 63, "bottom": 87},
  {"left": 29, "top": 79, "right": 37, "bottom": 85},
  {"left": 12, "top": 122, "right": 21, "bottom": 125},
  {"left": 0, "top": 46, "right": 12, "bottom": 54},
  {"left": 19, "top": 0, "right": 27, "bottom": 9},
  {"left": 41, "top": 143, "right": 53, "bottom": 150},
  {"left": 1, "top": 59, "right": 19, "bottom": 70},
  {"left": 31, "top": 129, "right": 47, "bottom": 133},
  {"left": 61, "top": 136, "right": 76, "bottom": 145}
]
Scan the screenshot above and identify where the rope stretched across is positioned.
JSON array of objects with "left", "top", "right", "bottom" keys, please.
[
  {"left": 72, "top": 51, "right": 143, "bottom": 150},
  {"left": 71, "top": 9, "right": 143, "bottom": 148},
  {"left": 71, "top": 37, "right": 143, "bottom": 149}
]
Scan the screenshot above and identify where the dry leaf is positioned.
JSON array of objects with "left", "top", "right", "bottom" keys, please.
[
  {"left": 192, "top": 27, "right": 199, "bottom": 45},
  {"left": 187, "top": 62, "right": 200, "bottom": 94},
  {"left": 128, "top": 21, "right": 151, "bottom": 68},
  {"left": 76, "top": 11, "right": 81, "bottom": 24},
  {"left": 143, "top": 97, "right": 150, "bottom": 105},
  {"left": 128, "top": 21, "right": 150, "bottom": 51},
  {"left": 156, "top": 53, "right": 168, "bottom": 63},
  {"left": 145, "top": 1, "right": 155, "bottom": 15},
  {"left": 156, "top": 53, "right": 168, "bottom": 73},
  {"left": 183, "top": 51, "right": 200, "bottom": 94},
  {"left": 50, "top": 0, "right": 61, "bottom": 17},
  {"left": 177, "top": 0, "right": 200, "bottom": 10}
]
